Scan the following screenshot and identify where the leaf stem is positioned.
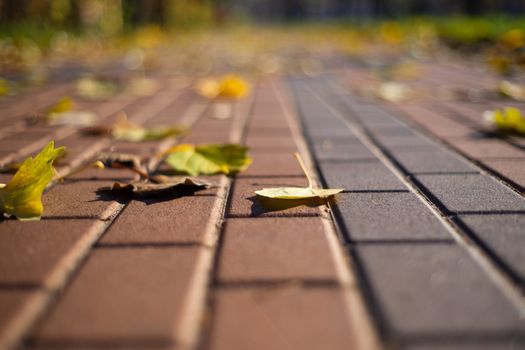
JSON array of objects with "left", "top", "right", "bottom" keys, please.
[{"left": 294, "top": 152, "right": 313, "bottom": 189}]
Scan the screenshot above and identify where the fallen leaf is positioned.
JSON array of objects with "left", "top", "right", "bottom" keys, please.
[
  {"left": 47, "top": 110, "right": 98, "bottom": 126},
  {"left": 499, "top": 80, "right": 525, "bottom": 101},
  {"left": 0, "top": 141, "right": 65, "bottom": 220},
  {"left": 255, "top": 153, "right": 343, "bottom": 199},
  {"left": 0, "top": 77, "right": 11, "bottom": 96},
  {"left": 76, "top": 76, "right": 118, "bottom": 101},
  {"left": 484, "top": 107, "right": 525, "bottom": 135},
  {"left": 47, "top": 96, "right": 74, "bottom": 115},
  {"left": 196, "top": 75, "right": 250, "bottom": 100},
  {"left": 377, "top": 82, "right": 411, "bottom": 102},
  {"left": 164, "top": 143, "right": 251, "bottom": 176},
  {"left": 98, "top": 177, "right": 209, "bottom": 198},
  {"left": 83, "top": 112, "right": 185, "bottom": 141}
]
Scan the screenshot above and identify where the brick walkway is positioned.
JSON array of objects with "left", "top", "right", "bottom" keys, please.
[{"left": 0, "top": 55, "right": 524, "bottom": 350}]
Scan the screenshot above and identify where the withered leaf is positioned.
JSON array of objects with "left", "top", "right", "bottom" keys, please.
[{"left": 99, "top": 177, "right": 210, "bottom": 198}]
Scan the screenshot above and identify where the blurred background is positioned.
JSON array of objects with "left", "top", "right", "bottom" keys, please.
[{"left": 1, "top": 0, "right": 525, "bottom": 90}]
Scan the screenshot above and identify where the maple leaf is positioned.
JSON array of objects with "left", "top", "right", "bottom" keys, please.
[
  {"left": 255, "top": 153, "right": 343, "bottom": 199},
  {"left": 0, "top": 141, "right": 65, "bottom": 220},
  {"left": 484, "top": 107, "right": 525, "bottom": 135},
  {"left": 164, "top": 144, "right": 251, "bottom": 176},
  {"left": 196, "top": 75, "right": 250, "bottom": 100}
]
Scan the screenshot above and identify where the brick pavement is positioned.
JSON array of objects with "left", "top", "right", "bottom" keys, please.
[{"left": 0, "top": 56, "right": 524, "bottom": 350}]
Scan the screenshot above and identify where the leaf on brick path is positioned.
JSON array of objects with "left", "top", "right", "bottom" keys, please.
[
  {"left": 45, "top": 96, "right": 99, "bottom": 126},
  {"left": 0, "top": 141, "right": 65, "bottom": 220},
  {"left": 164, "top": 143, "right": 252, "bottom": 176},
  {"left": 76, "top": 76, "right": 118, "bottom": 101},
  {"left": 484, "top": 107, "right": 525, "bottom": 135},
  {"left": 499, "top": 80, "right": 525, "bottom": 102},
  {"left": 196, "top": 75, "right": 251, "bottom": 100},
  {"left": 376, "top": 81, "right": 411, "bottom": 102},
  {"left": 47, "top": 96, "right": 74, "bottom": 115},
  {"left": 0, "top": 77, "right": 11, "bottom": 96},
  {"left": 82, "top": 112, "right": 185, "bottom": 142},
  {"left": 47, "top": 110, "right": 99, "bottom": 126},
  {"left": 98, "top": 177, "right": 210, "bottom": 198},
  {"left": 255, "top": 153, "right": 343, "bottom": 200}
]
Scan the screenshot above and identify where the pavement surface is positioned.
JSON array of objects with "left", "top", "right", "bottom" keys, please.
[{"left": 0, "top": 55, "right": 525, "bottom": 350}]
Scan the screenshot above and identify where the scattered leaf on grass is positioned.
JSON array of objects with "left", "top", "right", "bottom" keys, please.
[
  {"left": 83, "top": 112, "right": 185, "bottom": 141},
  {"left": 196, "top": 75, "right": 250, "bottom": 100},
  {"left": 99, "top": 177, "right": 209, "bottom": 198},
  {"left": 164, "top": 143, "right": 251, "bottom": 176},
  {"left": 499, "top": 80, "right": 525, "bottom": 102},
  {"left": 484, "top": 107, "right": 525, "bottom": 135},
  {"left": 255, "top": 153, "right": 343, "bottom": 199},
  {"left": 76, "top": 76, "right": 118, "bottom": 101},
  {"left": 0, "top": 141, "right": 65, "bottom": 220}
]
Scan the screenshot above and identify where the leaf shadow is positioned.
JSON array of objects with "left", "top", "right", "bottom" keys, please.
[
  {"left": 247, "top": 195, "right": 333, "bottom": 216},
  {"left": 93, "top": 186, "right": 208, "bottom": 205}
]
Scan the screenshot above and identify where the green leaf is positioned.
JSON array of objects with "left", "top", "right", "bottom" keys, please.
[
  {"left": 164, "top": 144, "right": 251, "bottom": 176},
  {"left": 0, "top": 141, "right": 65, "bottom": 220},
  {"left": 254, "top": 153, "right": 343, "bottom": 200},
  {"left": 484, "top": 107, "right": 525, "bottom": 134}
]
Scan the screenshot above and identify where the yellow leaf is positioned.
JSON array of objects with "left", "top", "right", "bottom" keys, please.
[
  {"left": 196, "top": 75, "right": 250, "bottom": 100},
  {"left": 484, "top": 107, "right": 525, "bottom": 134},
  {"left": 499, "top": 80, "right": 525, "bottom": 102},
  {"left": 0, "top": 78, "right": 11, "bottom": 96},
  {"left": 255, "top": 153, "right": 343, "bottom": 200},
  {"left": 0, "top": 141, "right": 65, "bottom": 220},
  {"left": 47, "top": 97, "right": 74, "bottom": 115}
]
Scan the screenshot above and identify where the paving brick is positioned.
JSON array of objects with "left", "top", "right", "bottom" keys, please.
[
  {"left": 366, "top": 124, "right": 417, "bottom": 137},
  {"left": 0, "top": 220, "right": 97, "bottom": 285},
  {"left": 458, "top": 214, "right": 525, "bottom": 282},
  {"left": 312, "top": 142, "right": 376, "bottom": 161},
  {"left": 319, "top": 160, "right": 407, "bottom": 190},
  {"left": 451, "top": 140, "right": 525, "bottom": 159},
  {"left": 483, "top": 159, "right": 525, "bottom": 189},
  {"left": 208, "top": 287, "right": 356, "bottom": 350},
  {"left": 245, "top": 136, "right": 297, "bottom": 152},
  {"left": 334, "top": 192, "right": 451, "bottom": 241},
  {"left": 32, "top": 247, "right": 200, "bottom": 343},
  {"left": 389, "top": 146, "right": 478, "bottom": 174},
  {"left": 0, "top": 291, "right": 37, "bottom": 332},
  {"left": 226, "top": 177, "right": 322, "bottom": 218},
  {"left": 42, "top": 180, "right": 121, "bottom": 219},
  {"left": 217, "top": 218, "right": 337, "bottom": 282},
  {"left": 355, "top": 244, "right": 524, "bottom": 334},
  {"left": 100, "top": 194, "right": 217, "bottom": 244},
  {"left": 414, "top": 174, "right": 525, "bottom": 213},
  {"left": 405, "top": 341, "right": 525, "bottom": 350},
  {"left": 241, "top": 153, "right": 304, "bottom": 177},
  {"left": 374, "top": 134, "right": 437, "bottom": 148}
]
